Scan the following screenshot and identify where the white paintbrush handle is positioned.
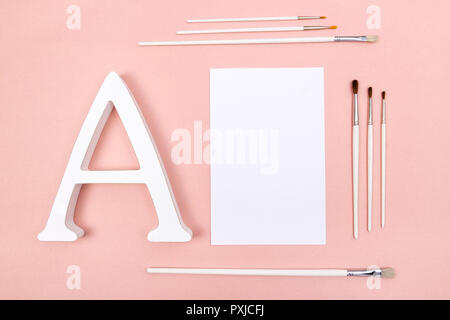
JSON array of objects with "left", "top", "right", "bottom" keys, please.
[
  {"left": 352, "top": 125, "right": 359, "bottom": 239},
  {"left": 367, "top": 124, "right": 373, "bottom": 232},
  {"left": 147, "top": 267, "right": 348, "bottom": 277},
  {"left": 176, "top": 26, "right": 304, "bottom": 34},
  {"left": 187, "top": 16, "right": 300, "bottom": 23},
  {"left": 138, "top": 36, "right": 335, "bottom": 46},
  {"left": 381, "top": 123, "right": 386, "bottom": 227}
]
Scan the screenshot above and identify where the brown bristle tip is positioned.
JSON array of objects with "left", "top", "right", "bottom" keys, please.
[
  {"left": 382, "top": 91, "right": 386, "bottom": 99},
  {"left": 320, "top": 16, "right": 327, "bottom": 19},
  {"left": 352, "top": 80, "right": 358, "bottom": 94},
  {"left": 368, "top": 87, "right": 372, "bottom": 97},
  {"left": 329, "top": 26, "right": 337, "bottom": 29}
]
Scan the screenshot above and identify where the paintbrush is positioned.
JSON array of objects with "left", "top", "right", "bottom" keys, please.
[
  {"left": 352, "top": 80, "right": 360, "bottom": 239},
  {"left": 381, "top": 91, "right": 386, "bottom": 227},
  {"left": 138, "top": 35, "right": 378, "bottom": 46},
  {"left": 147, "top": 266, "right": 395, "bottom": 278},
  {"left": 368, "top": 87, "right": 373, "bottom": 232},
  {"left": 176, "top": 25, "right": 337, "bottom": 35},
  {"left": 187, "top": 16, "right": 327, "bottom": 23}
]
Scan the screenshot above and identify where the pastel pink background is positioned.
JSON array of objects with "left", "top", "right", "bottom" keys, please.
[{"left": 0, "top": 0, "right": 449, "bottom": 299}]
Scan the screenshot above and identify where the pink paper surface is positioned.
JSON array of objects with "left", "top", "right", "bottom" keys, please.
[{"left": 0, "top": 0, "right": 449, "bottom": 299}]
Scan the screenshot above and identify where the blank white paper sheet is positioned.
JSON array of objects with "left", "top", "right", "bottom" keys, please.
[{"left": 210, "top": 68, "right": 326, "bottom": 245}]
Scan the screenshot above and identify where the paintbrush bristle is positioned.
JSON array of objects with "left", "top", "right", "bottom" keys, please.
[
  {"left": 382, "top": 91, "right": 386, "bottom": 99},
  {"left": 366, "top": 35, "right": 378, "bottom": 42},
  {"left": 329, "top": 26, "right": 337, "bottom": 29},
  {"left": 368, "top": 87, "right": 372, "bottom": 97},
  {"left": 352, "top": 80, "right": 358, "bottom": 94},
  {"left": 381, "top": 267, "right": 395, "bottom": 278},
  {"left": 320, "top": 16, "right": 326, "bottom": 19}
]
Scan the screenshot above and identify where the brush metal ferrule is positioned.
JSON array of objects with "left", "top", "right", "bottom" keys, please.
[
  {"left": 368, "top": 98, "right": 373, "bottom": 125},
  {"left": 382, "top": 100, "right": 386, "bottom": 124},
  {"left": 335, "top": 36, "right": 368, "bottom": 42},
  {"left": 303, "top": 26, "right": 331, "bottom": 30},
  {"left": 347, "top": 268, "right": 382, "bottom": 277},
  {"left": 353, "top": 94, "right": 359, "bottom": 125}
]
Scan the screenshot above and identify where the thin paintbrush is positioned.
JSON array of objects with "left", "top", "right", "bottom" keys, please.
[
  {"left": 147, "top": 267, "right": 395, "bottom": 278},
  {"left": 381, "top": 91, "right": 386, "bottom": 227},
  {"left": 176, "top": 25, "right": 337, "bottom": 35},
  {"left": 367, "top": 87, "right": 373, "bottom": 232},
  {"left": 352, "top": 80, "right": 360, "bottom": 239},
  {"left": 138, "top": 35, "right": 378, "bottom": 46},
  {"left": 187, "top": 16, "right": 326, "bottom": 23}
]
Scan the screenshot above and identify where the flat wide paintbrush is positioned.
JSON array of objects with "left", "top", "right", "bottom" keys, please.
[
  {"left": 147, "top": 267, "right": 395, "bottom": 278},
  {"left": 138, "top": 35, "right": 378, "bottom": 46},
  {"left": 352, "top": 80, "right": 360, "bottom": 239}
]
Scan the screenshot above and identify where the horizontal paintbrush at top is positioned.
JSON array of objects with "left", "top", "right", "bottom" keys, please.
[{"left": 187, "top": 15, "right": 327, "bottom": 23}]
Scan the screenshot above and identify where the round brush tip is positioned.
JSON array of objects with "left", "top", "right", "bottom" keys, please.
[
  {"left": 382, "top": 91, "right": 386, "bottom": 99},
  {"left": 320, "top": 16, "right": 327, "bottom": 19},
  {"left": 329, "top": 26, "right": 337, "bottom": 29},
  {"left": 368, "top": 87, "right": 372, "bottom": 97},
  {"left": 352, "top": 80, "right": 358, "bottom": 94}
]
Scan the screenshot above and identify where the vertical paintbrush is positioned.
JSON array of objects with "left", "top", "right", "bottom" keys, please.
[
  {"left": 352, "top": 80, "right": 359, "bottom": 239},
  {"left": 367, "top": 87, "right": 373, "bottom": 231},
  {"left": 381, "top": 91, "right": 386, "bottom": 227}
]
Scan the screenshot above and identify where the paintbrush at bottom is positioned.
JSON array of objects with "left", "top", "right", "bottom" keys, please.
[
  {"left": 147, "top": 267, "right": 395, "bottom": 278},
  {"left": 138, "top": 35, "right": 378, "bottom": 46}
]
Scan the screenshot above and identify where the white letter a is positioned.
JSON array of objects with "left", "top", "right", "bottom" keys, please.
[{"left": 38, "top": 72, "right": 192, "bottom": 242}]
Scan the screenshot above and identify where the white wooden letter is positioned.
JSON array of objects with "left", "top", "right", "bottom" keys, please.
[{"left": 38, "top": 72, "right": 192, "bottom": 242}]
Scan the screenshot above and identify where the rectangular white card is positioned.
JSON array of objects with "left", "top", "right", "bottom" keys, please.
[{"left": 210, "top": 68, "right": 326, "bottom": 245}]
